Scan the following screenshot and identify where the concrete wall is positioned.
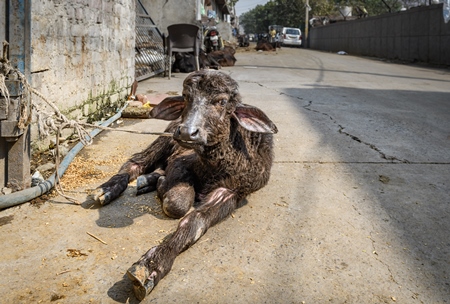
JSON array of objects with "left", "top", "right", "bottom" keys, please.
[
  {"left": 141, "top": 0, "right": 199, "bottom": 37},
  {"left": 141, "top": 0, "right": 234, "bottom": 43},
  {"left": 30, "top": 0, "right": 135, "bottom": 129},
  {"left": 0, "top": 1, "right": 5, "bottom": 43},
  {"left": 309, "top": 4, "right": 450, "bottom": 66}
]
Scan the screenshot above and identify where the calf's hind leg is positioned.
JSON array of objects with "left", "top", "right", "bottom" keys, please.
[
  {"left": 156, "top": 154, "right": 197, "bottom": 218},
  {"left": 126, "top": 187, "right": 238, "bottom": 300}
]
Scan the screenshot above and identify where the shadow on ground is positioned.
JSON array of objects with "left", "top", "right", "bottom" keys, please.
[{"left": 281, "top": 84, "right": 450, "bottom": 301}]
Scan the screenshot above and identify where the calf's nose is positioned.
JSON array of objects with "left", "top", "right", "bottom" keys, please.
[{"left": 175, "top": 125, "right": 201, "bottom": 142}]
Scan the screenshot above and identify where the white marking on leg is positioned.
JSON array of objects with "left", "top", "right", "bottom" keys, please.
[{"left": 194, "top": 227, "right": 203, "bottom": 242}]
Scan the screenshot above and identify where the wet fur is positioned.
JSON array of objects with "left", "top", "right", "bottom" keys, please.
[{"left": 95, "top": 70, "right": 277, "bottom": 300}]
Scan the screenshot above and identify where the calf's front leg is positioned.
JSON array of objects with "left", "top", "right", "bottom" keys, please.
[
  {"left": 126, "top": 187, "right": 238, "bottom": 300},
  {"left": 93, "top": 135, "right": 174, "bottom": 205},
  {"left": 136, "top": 169, "right": 164, "bottom": 196}
]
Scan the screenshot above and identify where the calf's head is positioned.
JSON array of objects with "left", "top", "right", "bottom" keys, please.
[{"left": 150, "top": 70, "right": 277, "bottom": 152}]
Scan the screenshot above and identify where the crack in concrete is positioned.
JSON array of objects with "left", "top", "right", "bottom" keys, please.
[
  {"left": 347, "top": 206, "right": 416, "bottom": 299},
  {"left": 301, "top": 100, "right": 411, "bottom": 163},
  {"left": 368, "top": 231, "right": 399, "bottom": 285},
  {"left": 246, "top": 84, "right": 432, "bottom": 302},
  {"left": 242, "top": 84, "right": 450, "bottom": 165},
  {"left": 367, "top": 231, "right": 424, "bottom": 303},
  {"left": 337, "top": 125, "right": 410, "bottom": 163}
]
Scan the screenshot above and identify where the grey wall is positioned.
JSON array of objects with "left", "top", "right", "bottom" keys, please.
[
  {"left": 141, "top": 0, "right": 234, "bottom": 43},
  {"left": 25, "top": 0, "right": 135, "bottom": 146},
  {"left": 309, "top": 4, "right": 450, "bottom": 66},
  {"left": 0, "top": 1, "right": 5, "bottom": 43},
  {"left": 141, "top": 0, "right": 200, "bottom": 37}
]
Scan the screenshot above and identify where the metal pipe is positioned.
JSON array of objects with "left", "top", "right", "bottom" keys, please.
[
  {"left": 305, "top": 0, "right": 310, "bottom": 48},
  {"left": 0, "top": 107, "right": 125, "bottom": 210}
]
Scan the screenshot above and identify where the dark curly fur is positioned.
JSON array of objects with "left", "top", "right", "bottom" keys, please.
[{"left": 93, "top": 70, "right": 277, "bottom": 300}]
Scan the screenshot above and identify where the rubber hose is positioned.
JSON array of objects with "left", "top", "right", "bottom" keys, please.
[{"left": 0, "top": 106, "right": 126, "bottom": 210}]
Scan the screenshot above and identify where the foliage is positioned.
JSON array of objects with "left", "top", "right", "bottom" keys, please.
[
  {"left": 360, "top": 0, "right": 403, "bottom": 15},
  {"left": 332, "top": 0, "right": 404, "bottom": 15},
  {"left": 311, "top": 0, "right": 338, "bottom": 17},
  {"left": 239, "top": 0, "right": 404, "bottom": 34},
  {"left": 240, "top": 0, "right": 307, "bottom": 34},
  {"left": 228, "top": 0, "right": 239, "bottom": 7}
]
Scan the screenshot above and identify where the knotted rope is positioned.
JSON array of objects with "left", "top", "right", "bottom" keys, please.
[{"left": 1, "top": 40, "right": 171, "bottom": 204}]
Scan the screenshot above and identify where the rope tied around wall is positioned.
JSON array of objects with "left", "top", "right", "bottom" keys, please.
[
  {"left": 1, "top": 40, "right": 172, "bottom": 205},
  {"left": 0, "top": 42, "right": 12, "bottom": 110}
]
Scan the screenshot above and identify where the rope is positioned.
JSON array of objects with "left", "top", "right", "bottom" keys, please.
[
  {"left": 1, "top": 40, "right": 172, "bottom": 204},
  {"left": 54, "top": 123, "right": 82, "bottom": 205},
  {"left": 0, "top": 74, "right": 9, "bottom": 105},
  {"left": 1, "top": 42, "right": 12, "bottom": 108}
]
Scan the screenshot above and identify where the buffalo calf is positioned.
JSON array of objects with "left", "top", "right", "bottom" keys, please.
[{"left": 93, "top": 70, "right": 277, "bottom": 300}]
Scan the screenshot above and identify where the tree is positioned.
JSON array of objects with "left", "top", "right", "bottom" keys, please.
[
  {"left": 240, "top": 5, "right": 270, "bottom": 34},
  {"left": 334, "top": 0, "right": 403, "bottom": 15},
  {"left": 239, "top": 0, "right": 404, "bottom": 34},
  {"left": 310, "top": 0, "right": 337, "bottom": 17},
  {"left": 240, "top": 0, "right": 307, "bottom": 33},
  {"left": 361, "top": 0, "right": 403, "bottom": 15}
]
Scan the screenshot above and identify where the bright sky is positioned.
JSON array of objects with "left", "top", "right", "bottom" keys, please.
[{"left": 234, "top": 0, "right": 271, "bottom": 16}]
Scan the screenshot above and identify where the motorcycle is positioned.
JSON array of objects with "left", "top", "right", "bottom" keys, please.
[{"left": 204, "top": 26, "right": 223, "bottom": 53}]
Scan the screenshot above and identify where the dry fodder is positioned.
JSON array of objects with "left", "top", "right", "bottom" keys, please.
[{"left": 60, "top": 154, "right": 127, "bottom": 190}]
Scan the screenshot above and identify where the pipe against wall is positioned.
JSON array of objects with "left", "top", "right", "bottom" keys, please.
[{"left": 0, "top": 107, "right": 124, "bottom": 210}]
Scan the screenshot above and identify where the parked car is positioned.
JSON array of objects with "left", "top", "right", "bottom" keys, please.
[{"left": 281, "top": 27, "right": 302, "bottom": 47}]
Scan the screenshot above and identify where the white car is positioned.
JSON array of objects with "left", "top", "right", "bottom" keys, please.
[{"left": 281, "top": 27, "right": 302, "bottom": 47}]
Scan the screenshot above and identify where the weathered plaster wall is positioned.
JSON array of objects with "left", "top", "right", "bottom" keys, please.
[
  {"left": 140, "top": 0, "right": 234, "bottom": 42},
  {"left": 140, "top": 0, "right": 199, "bottom": 36},
  {"left": 0, "top": 1, "right": 5, "bottom": 43},
  {"left": 31, "top": 0, "right": 135, "bottom": 128}
]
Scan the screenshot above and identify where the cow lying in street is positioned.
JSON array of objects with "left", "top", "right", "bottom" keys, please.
[
  {"left": 93, "top": 70, "right": 278, "bottom": 300},
  {"left": 209, "top": 46, "right": 237, "bottom": 67},
  {"left": 172, "top": 47, "right": 237, "bottom": 72},
  {"left": 255, "top": 40, "right": 281, "bottom": 51}
]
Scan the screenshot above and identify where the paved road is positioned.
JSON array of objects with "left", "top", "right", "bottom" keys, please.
[{"left": 1, "top": 46, "right": 449, "bottom": 303}]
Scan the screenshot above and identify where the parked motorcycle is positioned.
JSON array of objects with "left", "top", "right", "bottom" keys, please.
[{"left": 204, "top": 26, "right": 223, "bottom": 53}]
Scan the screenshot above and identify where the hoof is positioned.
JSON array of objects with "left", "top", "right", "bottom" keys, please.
[
  {"left": 136, "top": 173, "right": 159, "bottom": 195},
  {"left": 136, "top": 175, "right": 150, "bottom": 189},
  {"left": 136, "top": 185, "right": 156, "bottom": 196},
  {"left": 92, "top": 188, "right": 110, "bottom": 206},
  {"left": 136, "top": 175, "right": 156, "bottom": 195},
  {"left": 126, "top": 264, "right": 156, "bottom": 301}
]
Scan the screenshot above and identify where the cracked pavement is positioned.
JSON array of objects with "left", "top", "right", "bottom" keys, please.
[{"left": 1, "top": 46, "right": 449, "bottom": 303}]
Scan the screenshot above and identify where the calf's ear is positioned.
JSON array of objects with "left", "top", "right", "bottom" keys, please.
[
  {"left": 150, "top": 96, "right": 185, "bottom": 120},
  {"left": 232, "top": 104, "right": 278, "bottom": 134}
]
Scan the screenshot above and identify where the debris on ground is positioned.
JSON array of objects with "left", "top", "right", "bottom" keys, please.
[
  {"left": 122, "top": 93, "right": 170, "bottom": 118},
  {"left": 66, "top": 249, "right": 88, "bottom": 258},
  {"left": 379, "top": 175, "right": 390, "bottom": 184},
  {"left": 121, "top": 106, "right": 152, "bottom": 118},
  {"left": 31, "top": 170, "right": 45, "bottom": 186}
]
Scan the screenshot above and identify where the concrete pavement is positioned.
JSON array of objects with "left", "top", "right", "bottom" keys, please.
[{"left": 1, "top": 46, "right": 449, "bottom": 303}]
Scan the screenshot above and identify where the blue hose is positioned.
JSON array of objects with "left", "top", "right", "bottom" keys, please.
[{"left": 0, "top": 107, "right": 125, "bottom": 210}]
